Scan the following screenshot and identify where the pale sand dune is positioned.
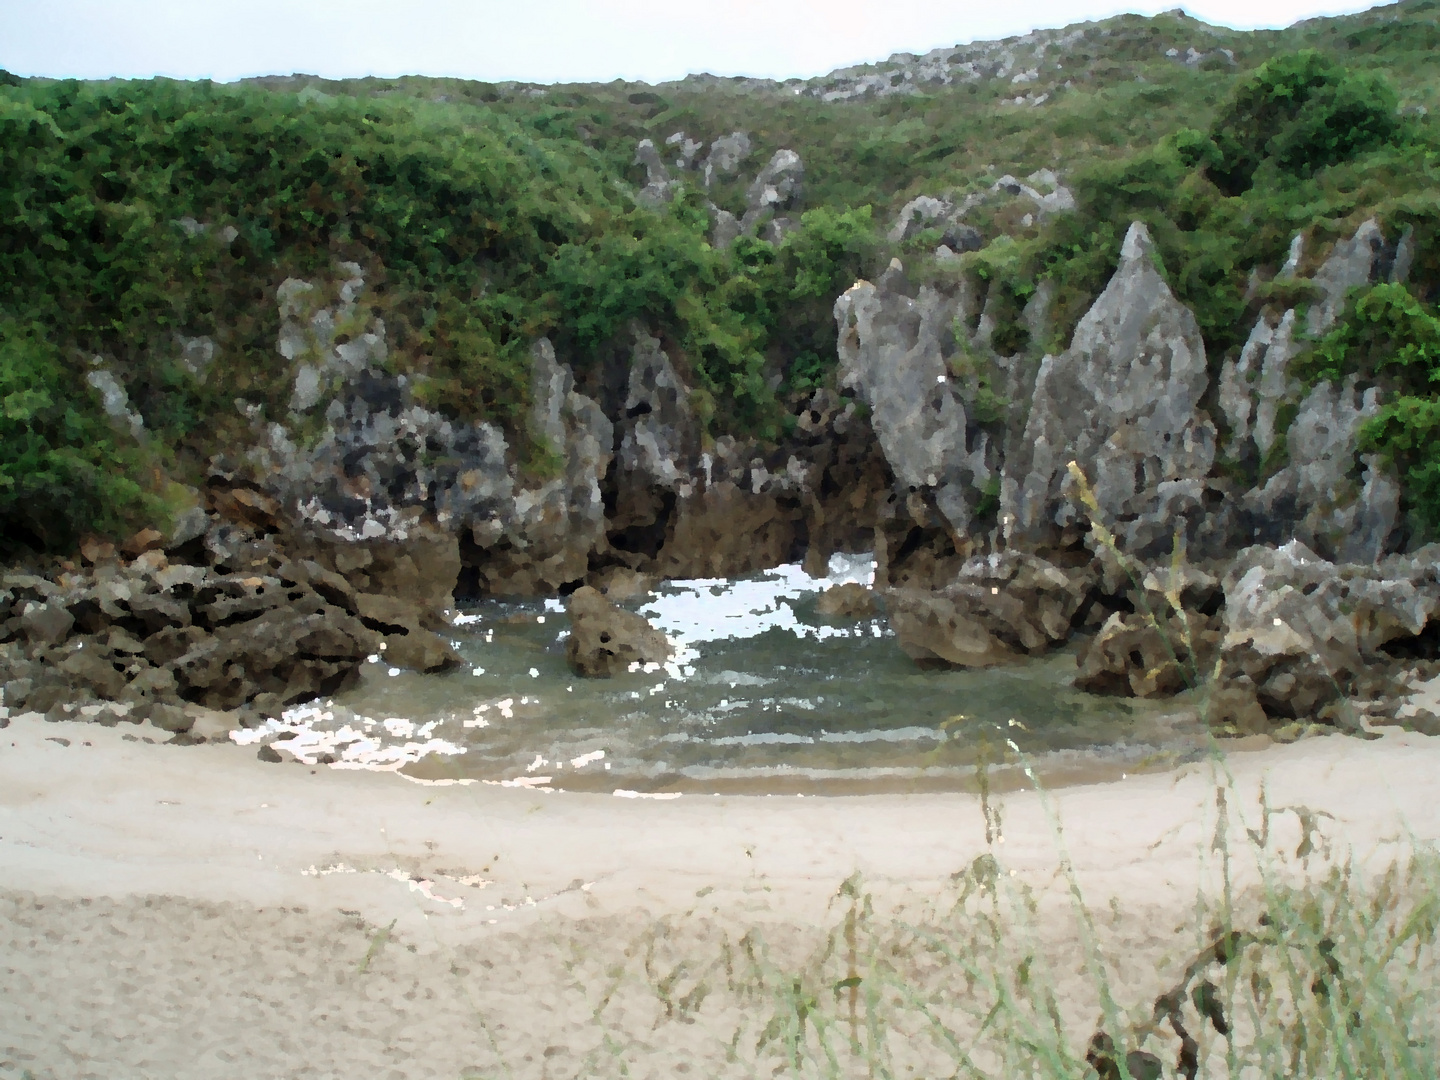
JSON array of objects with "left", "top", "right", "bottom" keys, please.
[{"left": 2, "top": 712, "right": 1438, "bottom": 1079}]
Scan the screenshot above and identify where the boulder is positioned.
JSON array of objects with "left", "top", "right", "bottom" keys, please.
[
  {"left": 887, "top": 553, "right": 1094, "bottom": 668},
  {"left": 1074, "top": 610, "right": 1220, "bottom": 698},
  {"left": 816, "top": 583, "right": 877, "bottom": 620},
  {"left": 565, "top": 586, "right": 671, "bottom": 678},
  {"left": 354, "top": 592, "right": 460, "bottom": 673},
  {"left": 587, "top": 566, "right": 655, "bottom": 600},
  {"left": 20, "top": 602, "right": 74, "bottom": 646}
]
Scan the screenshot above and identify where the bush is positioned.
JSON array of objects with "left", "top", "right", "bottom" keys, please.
[
  {"left": 1303, "top": 284, "right": 1440, "bottom": 529},
  {"left": 0, "top": 322, "right": 153, "bottom": 551},
  {"left": 1307, "top": 282, "right": 1440, "bottom": 385},
  {"left": 1208, "top": 51, "right": 1403, "bottom": 194}
]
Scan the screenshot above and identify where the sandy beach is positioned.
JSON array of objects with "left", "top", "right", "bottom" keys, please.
[{"left": 2, "top": 712, "right": 1438, "bottom": 1079}]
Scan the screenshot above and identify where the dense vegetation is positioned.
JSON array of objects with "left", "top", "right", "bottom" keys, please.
[{"left": 2, "top": 0, "right": 1440, "bottom": 550}]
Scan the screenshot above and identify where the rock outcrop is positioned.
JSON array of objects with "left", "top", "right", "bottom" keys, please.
[
  {"left": 1074, "top": 539, "right": 1440, "bottom": 732},
  {"left": 467, "top": 340, "right": 613, "bottom": 595},
  {"left": 1215, "top": 541, "right": 1440, "bottom": 723},
  {"left": 1217, "top": 222, "right": 1406, "bottom": 562},
  {"left": 1003, "top": 222, "right": 1218, "bottom": 558},
  {"left": 565, "top": 586, "right": 672, "bottom": 677},
  {"left": 835, "top": 274, "right": 983, "bottom": 538},
  {"left": 633, "top": 139, "right": 678, "bottom": 206},
  {"left": 0, "top": 520, "right": 393, "bottom": 735}
]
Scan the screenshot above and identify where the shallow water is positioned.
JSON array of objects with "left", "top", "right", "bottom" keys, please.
[{"left": 238, "top": 555, "right": 1211, "bottom": 794}]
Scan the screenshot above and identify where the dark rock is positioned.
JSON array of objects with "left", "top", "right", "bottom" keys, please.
[
  {"left": 3, "top": 677, "right": 33, "bottom": 709},
  {"left": 27, "top": 681, "right": 75, "bottom": 715},
  {"left": 656, "top": 480, "right": 804, "bottom": 580},
  {"left": 121, "top": 527, "right": 165, "bottom": 557},
  {"left": 56, "top": 649, "right": 127, "bottom": 700},
  {"left": 942, "top": 222, "right": 983, "bottom": 253},
  {"left": 257, "top": 743, "right": 283, "bottom": 763},
  {"left": 196, "top": 574, "right": 297, "bottom": 626},
  {"left": 565, "top": 586, "right": 671, "bottom": 678},
  {"left": 122, "top": 666, "right": 180, "bottom": 706},
  {"left": 21, "top": 602, "right": 74, "bottom": 645},
  {"left": 171, "top": 604, "right": 378, "bottom": 709},
  {"left": 382, "top": 629, "right": 460, "bottom": 673},
  {"left": 144, "top": 625, "right": 210, "bottom": 667},
  {"left": 1203, "top": 681, "right": 1270, "bottom": 734}
]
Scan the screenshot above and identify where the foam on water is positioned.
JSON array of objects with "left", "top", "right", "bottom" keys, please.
[{"left": 642, "top": 552, "right": 877, "bottom": 668}]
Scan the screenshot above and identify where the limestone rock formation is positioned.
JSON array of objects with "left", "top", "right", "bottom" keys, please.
[
  {"left": 701, "top": 132, "right": 752, "bottom": 187},
  {"left": 1003, "top": 222, "right": 1218, "bottom": 558},
  {"left": 353, "top": 592, "right": 460, "bottom": 673},
  {"left": 1218, "top": 219, "right": 1409, "bottom": 562},
  {"left": 565, "top": 586, "right": 672, "bottom": 677},
  {"left": 1215, "top": 541, "right": 1440, "bottom": 724},
  {"left": 887, "top": 194, "right": 984, "bottom": 251},
  {"left": 1218, "top": 308, "right": 1301, "bottom": 463},
  {"left": 835, "top": 276, "right": 984, "bottom": 537},
  {"left": 886, "top": 552, "right": 1094, "bottom": 667},
  {"left": 1307, "top": 218, "right": 1385, "bottom": 336},
  {"left": 467, "top": 340, "right": 614, "bottom": 595},
  {"left": 633, "top": 139, "right": 677, "bottom": 206},
  {"left": 1241, "top": 379, "right": 1397, "bottom": 562}
]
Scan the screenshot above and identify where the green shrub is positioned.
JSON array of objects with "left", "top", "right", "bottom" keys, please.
[
  {"left": 1307, "top": 282, "right": 1440, "bottom": 385},
  {"left": 0, "top": 322, "right": 154, "bottom": 550},
  {"left": 1208, "top": 51, "right": 1403, "bottom": 194}
]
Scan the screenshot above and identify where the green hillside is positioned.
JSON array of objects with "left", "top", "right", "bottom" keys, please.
[{"left": 2, "top": 0, "right": 1439, "bottom": 550}]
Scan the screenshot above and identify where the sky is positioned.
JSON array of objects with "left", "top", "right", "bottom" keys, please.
[{"left": 1, "top": 0, "right": 1397, "bottom": 86}]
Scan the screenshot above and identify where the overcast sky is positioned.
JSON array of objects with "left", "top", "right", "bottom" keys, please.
[{"left": 1, "top": 0, "right": 1396, "bottom": 85}]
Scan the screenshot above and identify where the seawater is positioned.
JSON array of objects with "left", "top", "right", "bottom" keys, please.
[{"left": 235, "top": 554, "right": 1210, "bottom": 794}]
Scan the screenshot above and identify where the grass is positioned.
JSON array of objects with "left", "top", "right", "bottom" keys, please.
[{"left": 555, "top": 755, "right": 1440, "bottom": 1079}]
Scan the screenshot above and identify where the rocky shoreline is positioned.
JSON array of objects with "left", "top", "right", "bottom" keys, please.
[{"left": 4, "top": 210, "right": 1438, "bottom": 747}]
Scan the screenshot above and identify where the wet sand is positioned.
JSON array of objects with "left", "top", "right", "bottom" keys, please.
[{"left": 2, "top": 711, "right": 1438, "bottom": 1079}]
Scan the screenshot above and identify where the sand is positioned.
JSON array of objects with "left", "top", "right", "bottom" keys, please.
[{"left": 2, "top": 711, "right": 1438, "bottom": 1079}]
